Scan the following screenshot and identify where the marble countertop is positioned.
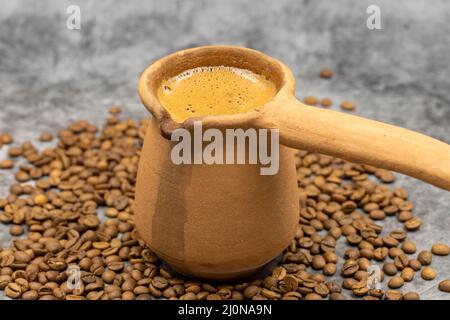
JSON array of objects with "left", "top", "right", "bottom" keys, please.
[{"left": 0, "top": 0, "right": 449, "bottom": 299}]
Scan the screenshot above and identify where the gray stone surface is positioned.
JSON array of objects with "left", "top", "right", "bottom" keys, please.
[{"left": 0, "top": 0, "right": 449, "bottom": 299}]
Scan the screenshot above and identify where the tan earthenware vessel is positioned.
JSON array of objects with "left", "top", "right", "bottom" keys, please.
[{"left": 136, "top": 46, "right": 450, "bottom": 280}]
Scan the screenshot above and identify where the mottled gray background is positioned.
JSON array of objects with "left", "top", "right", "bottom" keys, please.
[{"left": 0, "top": 0, "right": 449, "bottom": 299}]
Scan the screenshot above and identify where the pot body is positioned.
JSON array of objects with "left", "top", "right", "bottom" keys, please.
[{"left": 134, "top": 118, "right": 299, "bottom": 280}]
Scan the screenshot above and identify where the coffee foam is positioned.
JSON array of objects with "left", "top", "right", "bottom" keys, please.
[{"left": 157, "top": 65, "right": 276, "bottom": 122}]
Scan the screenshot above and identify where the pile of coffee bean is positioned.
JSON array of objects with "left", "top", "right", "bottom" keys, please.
[
  {"left": 0, "top": 107, "right": 449, "bottom": 300},
  {"left": 0, "top": 133, "right": 13, "bottom": 154}
]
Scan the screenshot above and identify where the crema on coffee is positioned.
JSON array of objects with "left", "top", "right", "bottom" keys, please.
[{"left": 157, "top": 66, "right": 276, "bottom": 122}]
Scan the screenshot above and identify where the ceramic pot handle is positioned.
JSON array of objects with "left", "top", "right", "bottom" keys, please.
[{"left": 260, "top": 97, "right": 450, "bottom": 191}]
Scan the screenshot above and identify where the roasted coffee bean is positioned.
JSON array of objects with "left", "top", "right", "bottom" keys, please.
[
  {"left": 393, "top": 254, "right": 409, "bottom": 270},
  {"left": 368, "top": 289, "right": 384, "bottom": 299},
  {"left": 304, "top": 293, "right": 322, "bottom": 300},
  {"left": 403, "top": 292, "right": 420, "bottom": 300},
  {"left": 0, "top": 159, "right": 14, "bottom": 170},
  {"left": 342, "top": 260, "right": 359, "bottom": 277},
  {"left": 404, "top": 218, "right": 422, "bottom": 231},
  {"left": 385, "top": 290, "right": 402, "bottom": 300},
  {"left": 314, "top": 283, "right": 329, "bottom": 297},
  {"left": 320, "top": 98, "right": 332, "bottom": 107},
  {"left": 431, "top": 244, "right": 450, "bottom": 256},
  {"left": 342, "top": 278, "right": 357, "bottom": 290},
  {"left": 323, "top": 263, "right": 337, "bottom": 276},
  {"left": 388, "top": 276, "right": 404, "bottom": 289},
  {"left": 9, "top": 225, "right": 24, "bottom": 236},
  {"left": 5, "top": 282, "right": 22, "bottom": 299},
  {"left": 401, "top": 267, "right": 415, "bottom": 282},
  {"left": 22, "top": 290, "right": 39, "bottom": 300},
  {"left": 362, "top": 296, "right": 378, "bottom": 300},
  {"left": 340, "top": 101, "right": 355, "bottom": 111},
  {"left": 401, "top": 240, "right": 416, "bottom": 254},
  {"left": 408, "top": 259, "right": 422, "bottom": 271},
  {"left": 304, "top": 96, "right": 318, "bottom": 106},
  {"left": 438, "top": 280, "right": 450, "bottom": 293},
  {"left": 311, "top": 255, "right": 326, "bottom": 270},
  {"left": 382, "top": 236, "right": 399, "bottom": 248},
  {"left": 383, "top": 262, "right": 398, "bottom": 276},
  {"left": 243, "top": 286, "right": 260, "bottom": 299},
  {"left": 329, "top": 292, "right": 346, "bottom": 300},
  {"left": 421, "top": 267, "right": 436, "bottom": 280},
  {"left": 418, "top": 251, "right": 433, "bottom": 265},
  {"left": 373, "top": 247, "right": 389, "bottom": 261},
  {"left": 323, "top": 252, "right": 338, "bottom": 264},
  {"left": 319, "top": 69, "right": 333, "bottom": 79}
]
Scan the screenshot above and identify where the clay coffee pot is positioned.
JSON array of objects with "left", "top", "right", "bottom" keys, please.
[{"left": 136, "top": 46, "right": 450, "bottom": 280}]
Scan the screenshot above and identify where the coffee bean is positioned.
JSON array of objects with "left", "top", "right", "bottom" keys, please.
[
  {"left": 385, "top": 290, "right": 402, "bottom": 300},
  {"left": 5, "top": 282, "right": 22, "bottom": 299},
  {"left": 314, "top": 283, "right": 329, "bottom": 297},
  {"left": 369, "top": 210, "right": 385, "bottom": 220},
  {"left": 401, "top": 267, "right": 415, "bottom": 282},
  {"left": 340, "top": 101, "right": 355, "bottom": 111},
  {"left": 404, "top": 217, "right": 422, "bottom": 231},
  {"left": 342, "top": 278, "right": 357, "bottom": 290},
  {"left": 304, "top": 96, "right": 318, "bottom": 106},
  {"left": 342, "top": 260, "right": 359, "bottom": 277},
  {"left": 271, "top": 267, "right": 287, "bottom": 281},
  {"left": 368, "top": 289, "right": 384, "bottom": 299},
  {"left": 0, "top": 159, "right": 14, "bottom": 170},
  {"left": 362, "top": 296, "right": 378, "bottom": 300},
  {"left": 45, "top": 238, "right": 62, "bottom": 253},
  {"left": 22, "top": 290, "right": 39, "bottom": 300},
  {"left": 388, "top": 276, "right": 404, "bottom": 289},
  {"left": 376, "top": 169, "right": 395, "bottom": 183},
  {"left": 304, "top": 293, "right": 322, "bottom": 300},
  {"left": 323, "top": 263, "right": 337, "bottom": 276},
  {"left": 260, "top": 288, "right": 280, "bottom": 299},
  {"left": 243, "top": 286, "right": 260, "bottom": 299},
  {"left": 390, "top": 229, "right": 407, "bottom": 241},
  {"left": 346, "top": 234, "right": 362, "bottom": 245},
  {"left": 418, "top": 250, "right": 433, "bottom": 265},
  {"left": 0, "top": 275, "right": 11, "bottom": 289},
  {"left": 431, "top": 244, "right": 450, "bottom": 256},
  {"left": 383, "top": 262, "right": 398, "bottom": 276},
  {"left": 122, "top": 291, "right": 135, "bottom": 300},
  {"left": 206, "top": 293, "right": 221, "bottom": 300},
  {"left": 326, "top": 281, "right": 341, "bottom": 294},
  {"left": 39, "top": 132, "right": 53, "bottom": 142},
  {"left": 319, "top": 69, "right": 333, "bottom": 79},
  {"left": 393, "top": 254, "right": 409, "bottom": 270},
  {"left": 398, "top": 211, "right": 413, "bottom": 222},
  {"left": 401, "top": 240, "right": 416, "bottom": 254},
  {"left": 9, "top": 225, "right": 24, "bottom": 236},
  {"left": 373, "top": 247, "right": 388, "bottom": 261},
  {"left": 421, "top": 267, "right": 436, "bottom": 281},
  {"left": 279, "top": 275, "right": 298, "bottom": 292},
  {"left": 1, "top": 133, "right": 13, "bottom": 144},
  {"left": 311, "top": 255, "right": 326, "bottom": 270},
  {"left": 320, "top": 98, "right": 332, "bottom": 107},
  {"left": 152, "top": 276, "right": 168, "bottom": 290},
  {"left": 402, "top": 292, "right": 420, "bottom": 300},
  {"left": 438, "top": 280, "right": 450, "bottom": 293},
  {"left": 382, "top": 236, "right": 399, "bottom": 248},
  {"left": 352, "top": 280, "right": 368, "bottom": 297},
  {"left": 408, "top": 259, "right": 422, "bottom": 271},
  {"left": 388, "top": 247, "right": 404, "bottom": 259},
  {"left": 329, "top": 292, "right": 346, "bottom": 300}
]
